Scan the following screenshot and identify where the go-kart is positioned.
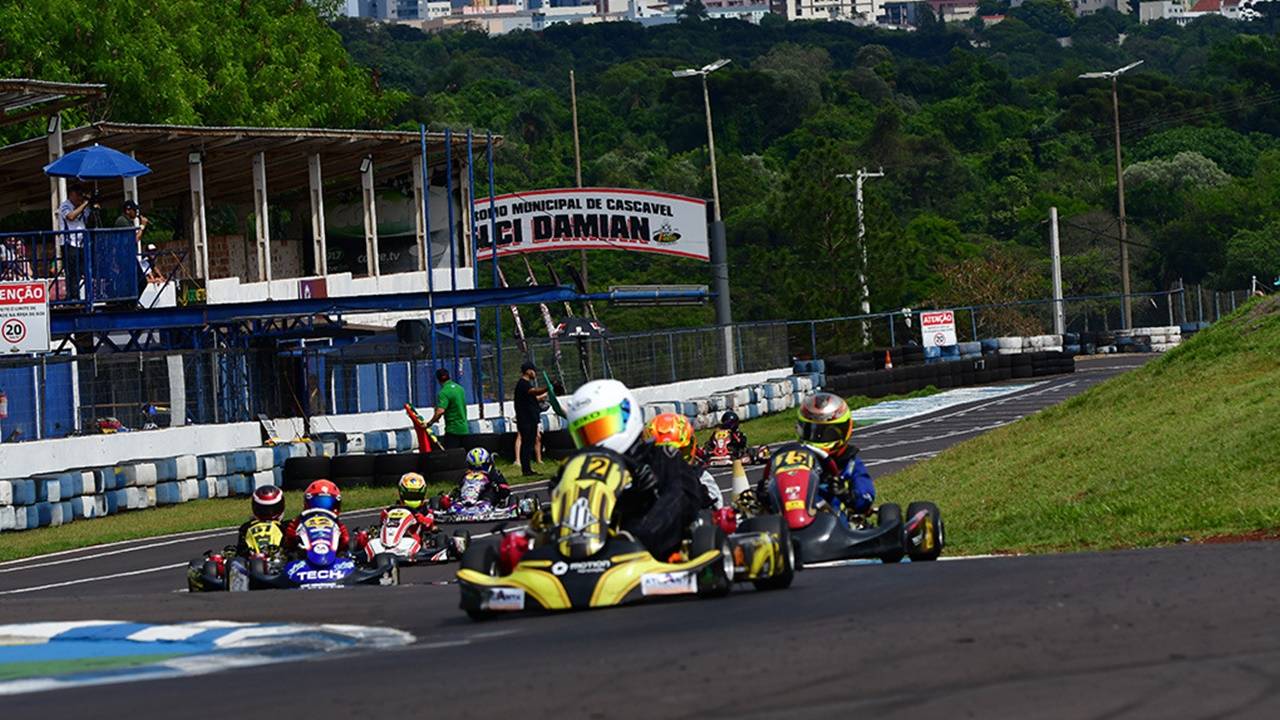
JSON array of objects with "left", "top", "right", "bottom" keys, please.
[
  {"left": 456, "top": 449, "right": 794, "bottom": 620},
  {"left": 359, "top": 506, "right": 470, "bottom": 565},
  {"left": 225, "top": 509, "right": 398, "bottom": 590},
  {"left": 433, "top": 470, "right": 537, "bottom": 523},
  {"left": 758, "top": 443, "right": 944, "bottom": 566},
  {"left": 187, "top": 518, "right": 282, "bottom": 592},
  {"left": 701, "top": 429, "right": 771, "bottom": 469}
]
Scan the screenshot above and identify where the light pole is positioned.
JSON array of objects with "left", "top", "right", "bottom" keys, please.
[
  {"left": 837, "top": 168, "right": 883, "bottom": 348},
  {"left": 674, "top": 58, "right": 734, "bottom": 373},
  {"left": 1080, "top": 60, "right": 1142, "bottom": 330}
]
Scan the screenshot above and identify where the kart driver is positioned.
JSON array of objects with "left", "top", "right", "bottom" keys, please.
[
  {"left": 461, "top": 447, "right": 512, "bottom": 506},
  {"left": 233, "top": 485, "right": 285, "bottom": 557},
  {"left": 381, "top": 472, "right": 438, "bottom": 533},
  {"left": 761, "top": 392, "right": 875, "bottom": 517},
  {"left": 702, "top": 410, "right": 749, "bottom": 459},
  {"left": 643, "top": 412, "right": 724, "bottom": 510},
  {"left": 555, "top": 380, "right": 705, "bottom": 559},
  {"left": 282, "top": 479, "right": 352, "bottom": 554}
]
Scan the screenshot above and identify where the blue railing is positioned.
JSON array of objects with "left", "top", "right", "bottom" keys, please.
[{"left": 0, "top": 228, "right": 141, "bottom": 310}]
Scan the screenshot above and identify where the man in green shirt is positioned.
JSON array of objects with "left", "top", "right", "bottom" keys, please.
[{"left": 426, "top": 368, "right": 469, "bottom": 449}]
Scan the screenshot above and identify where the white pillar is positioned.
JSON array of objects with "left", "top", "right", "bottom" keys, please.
[
  {"left": 1050, "top": 206, "right": 1065, "bottom": 336},
  {"left": 252, "top": 151, "right": 272, "bottom": 283},
  {"left": 459, "top": 155, "right": 473, "bottom": 271},
  {"left": 124, "top": 151, "right": 141, "bottom": 250},
  {"left": 188, "top": 153, "right": 209, "bottom": 279},
  {"left": 47, "top": 114, "right": 65, "bottom": 232},
  {"left": 412, "top": 154, "right": 428, "bottom": 272},
  {"left": 309, "top": 154, "right": 327, "bottom": 276},
  {"left": 361, "top": 156, "right": 379, "bottom": 276}
]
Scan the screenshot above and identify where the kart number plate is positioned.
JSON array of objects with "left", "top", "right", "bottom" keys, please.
[
  {"left": 784, "top": 499, "right": 805, "bottom": 511},
  {"left": 229, "top": 565, "right": 250, "bottom": 592},
  {"left": 482, "top": 587, "right": 526, "bottom": 611},
  {"left": 641, "top": 571, "right": 696, "bottom": 596}
]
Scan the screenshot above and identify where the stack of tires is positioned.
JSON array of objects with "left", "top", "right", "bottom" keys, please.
[
  {"left": 282, "top": 448, "right": 471, "bottom": 490},
  {"left": 1029, "top": 350, "right": 1075, "bottom": 377}
]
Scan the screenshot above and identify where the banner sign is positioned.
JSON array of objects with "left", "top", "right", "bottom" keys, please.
[
  {"left": 0, "top": 281, "right": 50, "bottom": 354},
  {"left": 920, "top": 310, "right": 957, "bottom": 348},
  {"left": 474, "top": 188, "right": 708, "bottom": 262}
]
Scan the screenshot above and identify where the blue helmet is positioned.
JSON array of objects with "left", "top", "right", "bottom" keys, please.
[{"left": 466, "top": 447, "right": 494, "bottom": 473}]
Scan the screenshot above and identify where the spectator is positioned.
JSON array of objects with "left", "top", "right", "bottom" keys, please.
[
  {"left": 0, "top": 236, "right": 30, "bottom": 280},
  {"left": 425, "top": 368, "right": 468, "bottom": 449},
  {"left": 58, "top": 184, "right": 91, "bottom": 299},
  {"left": 513, "top": 361, "right": 547, "bottom": 476},
  {"left": 114, "top": 200, "right": 149, "bottom": 243}
]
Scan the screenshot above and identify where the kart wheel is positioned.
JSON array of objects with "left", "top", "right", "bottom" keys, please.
[
  {"left": 748, "top": 516, "right": 795, "bottom": 591},
  {"left": 690, "top": 524, "right": 732, "bottom": 598},
  {"left": 878, "top": 503, "right": 905, "bottom": 564},
  {"left": 451, "top": 530, "right": 471, "bottom": 558},
  {"left": 459, "top": 544, "right": 501, "bottom": 620},
  {"left": 905, "top": 501, "right": 944, "bottom": 562}
]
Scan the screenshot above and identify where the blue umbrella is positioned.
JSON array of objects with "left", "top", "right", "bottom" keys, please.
[{"left": 43, "top": 143, "right": 151, "bottom": 180}]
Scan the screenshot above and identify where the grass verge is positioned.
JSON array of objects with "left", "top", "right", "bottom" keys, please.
[{"left": 880, "top": 296, "right": 1280, "bottom": 556}]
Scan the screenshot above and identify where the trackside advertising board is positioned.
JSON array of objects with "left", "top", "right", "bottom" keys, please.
[
  {"left": 920, "top": 310, "right": 957, "bottom": 348},
  {"left": 0, "top": 281, "right": 50, "bottom": 354},
  {"left": 474, "top": 188, "right": 709, "bottom": 262}
]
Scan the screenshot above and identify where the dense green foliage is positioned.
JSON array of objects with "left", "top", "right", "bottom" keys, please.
[
  {"left": 338, "top": 15, "right": 1280, "bottom": 329},
  {"left": 0, "top": 0, "right": 398, "bottom": 136}
]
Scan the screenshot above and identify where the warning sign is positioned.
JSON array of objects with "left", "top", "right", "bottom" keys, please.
[
  {"left": 0, "top": 281, "right": 50, "bottom": 354},
  {"left": 920, "top": 310, "right": 957, "bottom": 348}
]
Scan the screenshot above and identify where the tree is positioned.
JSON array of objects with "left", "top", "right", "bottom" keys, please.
[
  {"left": 1131, "top": 126, "right": 1261, "bottom": 177},
  {"left": 1219, "top": 221, "right": 1280, "bottom": 288},
  {"left": 1008, "top": 0, "right": 1075, "bottom": 38},
  {"left": 677, "top": 0, "right": 709, "bottom": 23},
  {"left": 932, "top": 243, "right": 1046, "bottom": 336}
]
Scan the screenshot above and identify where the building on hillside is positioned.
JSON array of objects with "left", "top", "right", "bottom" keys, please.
[
  {"left": 769, "top": 0, "right": 881, "bottom": 22},
  {"left": 926, "top": 0, "right": 978, "bottom": 21},
  {"left": 1072, "top": 0, "right": 1120, "bottom": 15},
  {"left": 980, "top": 12, "right": 1005, "bottom": 24},
  {"left": 1138, "top": 0, "right": 1193, "bottom": 22},
  {"left": 704, "top": 0, "right": 773, "bottom": 20}
]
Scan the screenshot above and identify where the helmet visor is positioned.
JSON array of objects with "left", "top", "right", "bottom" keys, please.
[
  {"left": 797, "top": 419, "right": 850, "bottom": 448},
  {"left": 569, "top": 405, "right": 625, "bottom": 448},
  {"left": 307, "top": 493, "right": 340, "bottom": 512}
]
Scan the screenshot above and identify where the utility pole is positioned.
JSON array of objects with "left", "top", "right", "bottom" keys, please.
[
  {"left": 1049, "top": 206, "right": 1065, "bottom": 335},
  {"left": 1080, "top": 60, "right": 1142, "bottom": 330},
  {"left": 570, "top": 69, "right": 586, "bottom": 289},
  {"left": 838, "top": 168, "right": 883, "bottom": 348},
  {"left": 673, "top": 59, "right": 733, "bottom": 373}
]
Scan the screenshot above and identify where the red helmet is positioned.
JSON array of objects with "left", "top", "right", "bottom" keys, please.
[
  {"left": 303, "top": 479, "right": 341, "bottom": 514},
  {"left": 251, "top": 485, "right": 284, "bottom": 522}
]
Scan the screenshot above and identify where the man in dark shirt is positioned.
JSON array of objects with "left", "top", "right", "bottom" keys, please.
[{"left": 513, "top": 361, "right": 547, "bottom": 476}]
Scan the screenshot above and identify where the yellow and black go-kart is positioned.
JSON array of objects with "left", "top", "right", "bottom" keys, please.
[{"left": 457, "top": 449, "right": 795, "bottom": 620}]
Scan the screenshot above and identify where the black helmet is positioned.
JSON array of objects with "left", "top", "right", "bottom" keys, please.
[
  {"left": 720, "top": 410, "right": 740, "bottom": 431},
  {"left": 251, "top": 485, "right": 285, "bottom": 522}
]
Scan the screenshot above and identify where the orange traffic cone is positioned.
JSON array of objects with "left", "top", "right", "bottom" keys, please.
[{"left": 884, "top": 350, "right": 893, "bottom": 369}]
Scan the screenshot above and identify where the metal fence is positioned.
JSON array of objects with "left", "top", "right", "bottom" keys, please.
[
  {"left": 0, "top": 285, "right": 1256, "bottom": 444},
  {"left": 0, "top": 228, "right": 141, "bottom": 310}
]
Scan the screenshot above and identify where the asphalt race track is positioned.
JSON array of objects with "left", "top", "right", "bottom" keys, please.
[{"left": 10, "top": 355, "right": 1276, "bottom": 718}]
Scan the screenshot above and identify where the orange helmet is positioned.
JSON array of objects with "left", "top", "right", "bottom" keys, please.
[
  {"left": 643, "top": 412, "right": 696, "bottom": 461},
  {"left": 303, "top": 479, "right": 341, "bottom": 514}
]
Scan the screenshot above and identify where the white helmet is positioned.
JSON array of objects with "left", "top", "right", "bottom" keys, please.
[{"left": 564, "top": 379, "right": 643, "bottom": 455}]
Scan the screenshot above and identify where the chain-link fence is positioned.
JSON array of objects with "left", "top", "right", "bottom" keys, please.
[{"left": 0, "top": 286, "right": 1256, "bottom": 445}]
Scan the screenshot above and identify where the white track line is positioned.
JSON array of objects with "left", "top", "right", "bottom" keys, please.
[{"left": 0, "top": 563, "right": 188, "bottom": 595}]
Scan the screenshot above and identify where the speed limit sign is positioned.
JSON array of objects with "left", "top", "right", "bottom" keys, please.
[
  {"left": 0, "top": 281, "right": 50, "bottom": 353},
  {"left": 2, "top": 318, "right": 25, "bottom": 344}
]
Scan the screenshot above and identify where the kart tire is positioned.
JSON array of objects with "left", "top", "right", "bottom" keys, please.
[
  {"left": 451, "top": 529, "right": 471, "bottom": 558},
  {"left": 740, "top": 515, "right": 795, "bottom": 591},
  {"left": 878, "top": 503, "right": 905, "bottom": 564},
  {"left": 462, "top": 433, "right": 503, "bottom": 454},
  {"left": 906, "top": 501, "right": 944, "bottom": 561},
  {"left": 341, "top": 475, "right": 375, "bottom": 488},
  {"left": 690, "top": 524, "right": 733, "bottom": 598},
  {"left": 460, "top": 544, "right": 501, "bottom": 620}
]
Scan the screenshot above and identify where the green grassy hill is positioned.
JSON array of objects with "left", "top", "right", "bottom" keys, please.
[{"left": 882, "top": 296, "right": 1280, "bottom": 555}]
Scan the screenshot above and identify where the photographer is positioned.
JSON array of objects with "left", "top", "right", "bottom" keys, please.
[
  {"left": 114, "top": 200, "right": 149, "bottom": 243},
  {"left": 58, "top": 184, "right": 94, "bottom": 299}
]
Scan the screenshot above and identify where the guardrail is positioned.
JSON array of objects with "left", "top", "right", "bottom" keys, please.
[{"left": 0, "top": 228, "right": 141, "bottom": 311}]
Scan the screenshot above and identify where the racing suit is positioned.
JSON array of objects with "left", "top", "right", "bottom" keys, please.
[
  {"left": 380, "top": 505, "right": 437, "bottom": 532},
  {"left": 233, "top": 519, "right": 284, "bottom": 557},
  {"left": 702, "top": 428, "right": 749, "bottom": 458},
  {"left": 614, "top": 442, "right": 705, "bottom": 559},
  {"left": 452, "top": 468, "right": 511, "bottom": 507},
  {"left": 282, "top": 513, "right": 352, "bottom": 554},
  {"left": 758, "top": 444, "right": 875, "bottom": 516}
]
